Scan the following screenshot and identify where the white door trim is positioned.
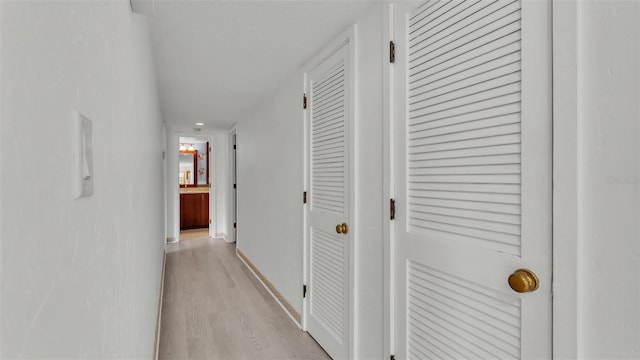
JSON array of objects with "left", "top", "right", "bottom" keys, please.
[
  {"left": 165, "top": 127, "right": 218, "bottom": 242},
  {"left": 228, "top": 125, "right": 237, "bottom": 244},
  {"left": 302, "top": 24, "right": 357, "bottom": 360},
  {"left": 551, "top": 1, "right": 580, "bottom": 358},
  {"left": 382, "top": 4, "right": 395, "bottom": 360},
  {"left": 177, "top": 133, "right": 215, "bottom": 241}
]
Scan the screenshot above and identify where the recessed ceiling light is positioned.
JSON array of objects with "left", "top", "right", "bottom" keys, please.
[{"left": 195, "top": 122, "right": 204, "bottom": 126}]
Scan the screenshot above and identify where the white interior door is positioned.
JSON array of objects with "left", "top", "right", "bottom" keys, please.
[
  {"left": 232, "top": 132, "right": 237, "bottom": 242},
  {"left": 393, "top": 1, "right": 552, "bottom": 358},
  {"left": 305, "top": 41, "right": 352, "bottom": 360}
]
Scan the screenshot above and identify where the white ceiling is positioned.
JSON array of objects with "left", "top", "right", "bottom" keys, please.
[{"left": 137, "top": 0, "right": 377, "bottom": 131}]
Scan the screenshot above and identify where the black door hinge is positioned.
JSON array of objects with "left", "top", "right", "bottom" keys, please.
[
  {"left": 303, "top": 284, "right": 307, "bottom": 298},
  {"left": 390, "top": 41, "right": 395, "bottom": 63},
  {"left": 303, "top": 93, "right": 307, "bottom": 109},
  {"left": 233, "top": 144, "right": 236, "bottom": 150},
  {"left": 390, "top": 355, "right": 396, "bottom": 360},
  {"left": 234, "top": 222, "right": 237, "bottom": 228},
  {"left": 390, "top": 198, "right": 396, "bottom": 220},
  {"left": 303, "top": 191, "right": 307, "bottom": 204},
  {"left": 234, "top": 184, "right": 236, "bottom": 189}
]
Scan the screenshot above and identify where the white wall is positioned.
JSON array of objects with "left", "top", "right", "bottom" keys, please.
[
  {"left": 236, "top": 4, "right": 384, "bottom": 359},
  {"left": 0, "top": 1, "right": 165, "bottom": 357},
  {"left": 352, "top": 5, "right": 384, "bottom": 359},
  {"left": 554, "top": 0, "right": 640, "bottom": 357},
  {"left": 165, "top": 126, "right": 228, "bottom": 241},
  {"left": 236, "top": 71, "right": 305, "bottom": 315}
]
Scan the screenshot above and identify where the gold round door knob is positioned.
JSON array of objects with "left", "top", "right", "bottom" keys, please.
[
  {"left": 335, "top": 223, "right": 349, "bottom": 234},
  {"left": 508, "top": 269, "right": 539, "bottom": 293}
]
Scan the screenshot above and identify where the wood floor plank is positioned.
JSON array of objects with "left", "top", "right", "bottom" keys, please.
[{"left": 159, "top": 237, "right": 330, "bottom": 360}]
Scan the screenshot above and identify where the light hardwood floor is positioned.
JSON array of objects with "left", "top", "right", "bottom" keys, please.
[
  {"left": 159, "top": 237, "right": 330, "bottom": 359},
  {"left": 179, "top": 228, "right": 210, "bottom": 241}
]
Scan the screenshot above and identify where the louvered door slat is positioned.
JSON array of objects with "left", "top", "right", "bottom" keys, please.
[
  {"left": 410, "top": 143, "right": 521, "bottom": 162},
  {"left": 310, "top": 227, "right": 345, "bottom": 341},
  {"left": 410, "top": 187, "right": 519, "bottom": 203},
  {"left": 409, "top": 1, "right": 493, "bottom": 51},
  {"left": 409, "top": 181, "right": 520, "bottom": 194},
  {"left": 410, "top": 43, "right": 521, "bottom": 94},
  {"left": 409, "top": 196, "right": 520, "bottom": 215},
  {"left": 314, "top": 67, "right": 344, "bottom": 92},
  {"left": 411, "top": 36, "right": 521, "bottom": 93},
  {"left": 313, "top": 126, "right": 344, "bottom": 139},
  {"left": 409, "top": 18, "right": 521, "bottom": 73},
  {"left": 313, "top": 103, "right": 344, "bottom": 117},
  {"left": 314, "top": 120, "right": 343, "bottom": 134},
  {"left": 409, "top": 172, "right": 520, "bottom": 184},
  {"left": 410, "top": 0, "right": 459, "bottom": 30},
  {"left": 407, "top": 262, "right": 520, "bottom": 358},
  {"left": 311, "top": 59, "right": 345, "bottom": 215},
  {"left": 410, "top": 70, "right": 521, "bottom": 110},
  {"left": 408, "top": 209, "right": 521, "bottom": 235},
  {"left": 410, "top": 122, "right": 520, "bottom": 147},
  {"left": 409, "top": 162, "right": 520, "bottom": 175},
  {"left": 409, "top": 203, "right": 521, "bottom": 225},
  {"left": 406, "top": 0, "right": 525, "bottom": 253},
  {"left": 410, "top": 1, "right": 520, "bottom": 61},
  {"left": 410, "top": 59, "right": 521, "bottom": 104}
]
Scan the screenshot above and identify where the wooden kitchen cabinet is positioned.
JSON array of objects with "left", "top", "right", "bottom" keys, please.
[{"left": 180, "top": 192, "right": 209, "bottom": 229}]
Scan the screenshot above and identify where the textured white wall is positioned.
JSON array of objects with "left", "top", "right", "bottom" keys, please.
[
  {"left": 353, "top": 5, "right": 384, "bottom": 359},
  {"left": 554, "top": 0, "right": 640, "bottom": 357},
  {"left": 236, "top": 5, "right": 384, "bottom": 359},
  {"left": 0, "top": 1, "right": 165, "bottom": 357},
  {"left": 578, "top": 1, "right": 640, "bottom": 356},
  {"left": 236, "top": 72, "right": 306, "bottom": 316}
]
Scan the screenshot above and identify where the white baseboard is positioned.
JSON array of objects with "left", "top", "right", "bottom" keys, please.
[
  {"left": 236, "top": 249, "right": 301, "bottom": 328},
  {"left": 216, "top": 232, "right": 230, "bottom": 242},
  {"left": 153, "top": 250, "right": 167, "bottom": 360}
]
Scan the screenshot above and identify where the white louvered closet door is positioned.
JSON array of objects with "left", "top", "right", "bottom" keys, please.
[
  {"left": 306, "top": 41, "right": 351, "bottom": 360},
  {"left": 393, "top": 1, "right": 552, "bottom": 359}
]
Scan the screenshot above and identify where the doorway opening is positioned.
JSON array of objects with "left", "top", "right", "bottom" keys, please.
[{"left": 178, "top": 136, "right": 211, "bottom": 241}]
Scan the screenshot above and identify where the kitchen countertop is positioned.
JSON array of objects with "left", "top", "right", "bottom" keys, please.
[{"left": 179, "top": 186, "right": 210, "bottom": 194}]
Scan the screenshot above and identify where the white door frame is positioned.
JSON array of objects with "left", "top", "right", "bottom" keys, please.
[
  {"left": 302, "top": 25, "right": 357, "bottom": 360},
  {"left": 228, "top": 125, "right": 237, "bottom": 244},
  {"left": 551, "top": 1, "right": 580, "bottom": 358},
  {"left": 166, "top": 128, "right": 217, "bottom": 242},
  {"left": 382, "top": 4, "right": 395, "bottom": 359}
]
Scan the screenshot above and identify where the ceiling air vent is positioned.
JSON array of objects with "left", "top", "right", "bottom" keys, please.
[{"left": 193, "top": 127, "right": 202, "bottom": 133}]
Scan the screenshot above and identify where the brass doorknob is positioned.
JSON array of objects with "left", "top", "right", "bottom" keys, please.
[
  {"left": 508, "top": 269, "right": 539, "bottom": 293},
  {"left": 335, "top": 223, "right": 348, "bottom": 234}
]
